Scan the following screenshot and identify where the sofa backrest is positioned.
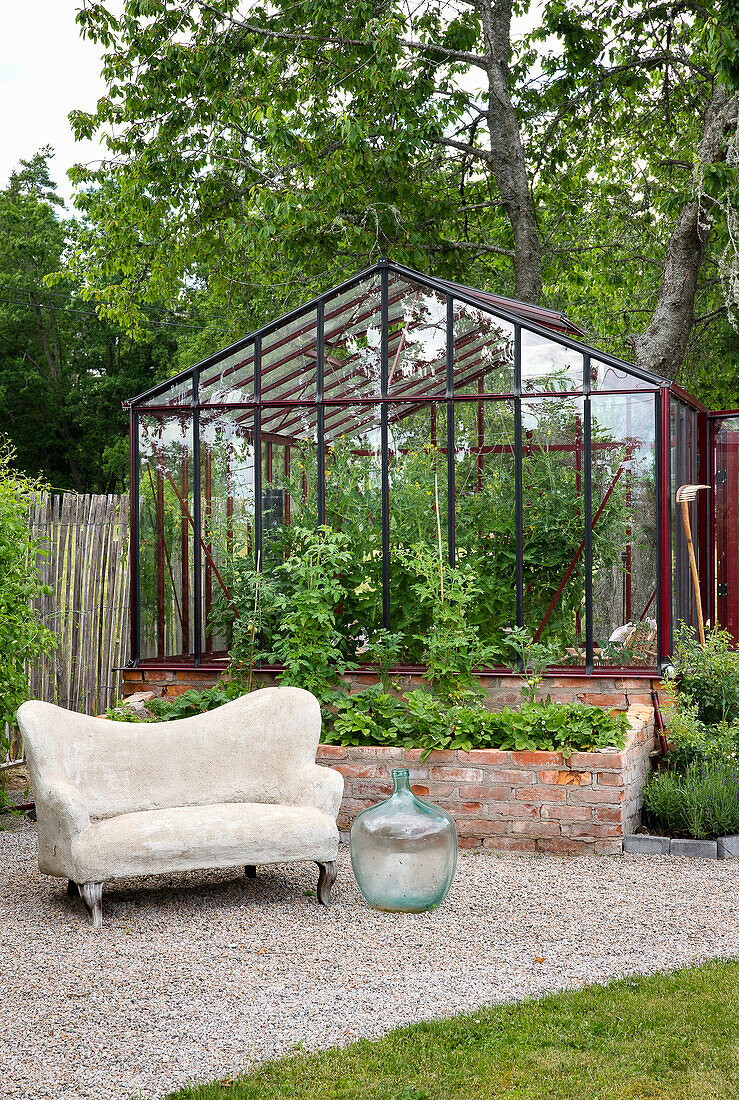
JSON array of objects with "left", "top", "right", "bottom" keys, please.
[{"left": 18, "top": 687, "right": 322, "bottom": 819}]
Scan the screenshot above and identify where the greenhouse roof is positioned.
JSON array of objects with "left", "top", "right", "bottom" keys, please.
[{"left": 128, "top": 260, "right": 668, "bottom": 420}]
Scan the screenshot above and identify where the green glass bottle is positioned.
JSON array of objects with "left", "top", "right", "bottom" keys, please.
[{"left": 350, "top": 768, "right": 457, "bottom": 912}]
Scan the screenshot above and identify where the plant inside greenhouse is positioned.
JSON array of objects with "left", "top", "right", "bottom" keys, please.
[{"left": 129, "top": 260, "right": 722, "bottom": 681}]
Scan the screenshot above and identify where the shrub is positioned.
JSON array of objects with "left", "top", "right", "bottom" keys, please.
[
  {"left": 643, "top": 760, "right": 739, "bottom": 839},
  {"left": 0, "top": 444, "right": 56, "bottom": 804},
  {"left": 669, "top": 623, "right": 739, "bottom": 727}
]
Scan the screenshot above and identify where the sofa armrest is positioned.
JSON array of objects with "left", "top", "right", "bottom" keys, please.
[
  {"left": 287, "top": 764, "right": 344, "bottom": 818},
  {"left": 36, "top": 780, "right": 90, "bottom": 855}
]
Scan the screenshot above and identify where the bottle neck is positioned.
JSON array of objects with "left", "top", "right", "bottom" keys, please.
[{"left": 391, "top": 769, "right": 412, "bottom": 795}]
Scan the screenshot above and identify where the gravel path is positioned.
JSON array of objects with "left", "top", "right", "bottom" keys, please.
[{"left": 2, "top": 817, "right": 739, "bottom": 1100}]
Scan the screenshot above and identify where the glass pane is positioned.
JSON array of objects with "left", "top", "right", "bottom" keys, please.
[
  {"left": 521, "top": 397, "right": 586, "bottom": 665},
  {"left": 199, "top": 341, "right": 256, "bottom": 403},
  {"left": 453, "top": 302, "right": 514, "bottom": 394},
  {"left": 521, "top": 329, "right": 582, "bottom": 394},
  {"left": 590, "top": 358, "right": 658, "bottom": 392},
  {"left": 454, "top": 400, "right": 517, "bottom": 662},
  {"left": 714, "top": 415, "right": 739, "bottom": 639},
  {"left": 138, "top": 413, "right": 194, "bottom": 660},
  {"left": 323, "top": 274, "right": 383, "bottom": 400},
  {"left": 137, "top": 374, "right": 193, "bottom": 407},
  {"left": 260, "top": 309, "right": 318, "bottom": 402},
  {"left": 324, "top": 407, "right": 383, "bottom": 659},
  {"left": 386, "top": 281, "right": 447, "bottom": 399},
  {"left": 200, "top": 408, "right": 256, "bottom": 657},
  {"left": 671, "top": 398, "right": 699, "bottom": 638},
  {"left": 591, "top": 393, "right": 657, "bottom": 668},
  {"left": 387, "top": 404, "right": 448, "bottom": 658}
]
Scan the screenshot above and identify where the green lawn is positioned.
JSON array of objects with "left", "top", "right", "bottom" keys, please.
[{"left": 169, "top": 960, "right": 739, "bottom": 1100}]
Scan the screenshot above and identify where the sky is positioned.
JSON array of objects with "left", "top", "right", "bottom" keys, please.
[
  {"left": 0, "top": 1, "right": 543, "bottom": 212},
  {"left": 1, "top": 1, "right": 108, "bottom": 209}
]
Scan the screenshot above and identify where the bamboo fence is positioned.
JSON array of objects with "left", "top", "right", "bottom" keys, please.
[{"left": 0, "top": 494, "right": 131, "bottom": 773}]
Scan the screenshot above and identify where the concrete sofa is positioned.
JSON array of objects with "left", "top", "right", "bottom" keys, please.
[{"left": 17, "top": 687, "right": 344, "bottom": 927}]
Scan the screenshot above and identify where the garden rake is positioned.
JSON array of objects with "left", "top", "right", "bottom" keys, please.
[{"left": 675, "top": 483, "right": 710, "bottom": 645}]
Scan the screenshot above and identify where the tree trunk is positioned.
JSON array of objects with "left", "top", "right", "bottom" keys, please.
[
  {"left": 477, "top": 0, "right": 543, "bottom": 303},
  {"left": 630, "top": 86, "right": 739, "bottom": 380}
]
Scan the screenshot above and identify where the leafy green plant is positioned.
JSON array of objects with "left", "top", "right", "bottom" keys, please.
[
  {"left": 0, "top": 442, "right": 56, "bottom": 806},
  {"left": 643, "top": 760, "right": 739, "bottom": 839},
  {"left": 669, "top": 623, "right": 739, "bottom": 727}
]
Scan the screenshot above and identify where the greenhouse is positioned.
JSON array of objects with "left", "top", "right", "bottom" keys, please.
[{"left": 126, "top": 260, "right": 737, "bottom": 677}]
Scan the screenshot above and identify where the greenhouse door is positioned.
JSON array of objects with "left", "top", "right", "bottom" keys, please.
[{"left": 713, "top": 414, "right": 739, "bottom": 641}]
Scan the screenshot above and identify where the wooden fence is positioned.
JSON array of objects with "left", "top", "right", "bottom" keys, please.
[{"left": 3, "top": 494, "right": 131, "bottom": 771}]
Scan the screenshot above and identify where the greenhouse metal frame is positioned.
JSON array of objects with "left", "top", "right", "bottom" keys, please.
[{"left": 127, "top": 259, "right": 736, "bottom": 677}]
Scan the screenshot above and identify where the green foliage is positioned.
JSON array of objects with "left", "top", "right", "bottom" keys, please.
[
  {"left": 643, "top": 760, "right": 739, "bottom": 839},
  {"left": 0, "top": 442, "right": 57, "bottom": 789},
  {"left": 669, "top": 622, "right": 739, "bottom": 727},
  {"left": 219, "top": 400, "right": 633, "bottom": 670},
  {"left": 322, "top": 687, "right": 628, "bottom": 758},
  {"left": 0, "top": 150, "right": 179, "bottom": 492},
  {"left": 151, "top": 960, "right": 739, "bottom": 1100}
]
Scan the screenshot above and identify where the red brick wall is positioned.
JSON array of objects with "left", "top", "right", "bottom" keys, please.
[
  {"left": 316, "top": 705, "right": 655, "bottom": 855},
  {"left": 122, "top": 667, "right": 659, "bottom": 711}
]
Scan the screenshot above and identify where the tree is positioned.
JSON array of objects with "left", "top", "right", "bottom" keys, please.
[
  {"left": 68, "top": 0, "right": 739, "bottom": 387},
  {"left": 0, "top": 151, "right": 181, "bottom": 491},
  {"left": 0, "top": 442, "right": 56, "bottom": 775}
]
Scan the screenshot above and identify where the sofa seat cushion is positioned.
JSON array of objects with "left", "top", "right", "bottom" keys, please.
[{"left": 70, "top": 802, "right": 340, "bottom": 882}]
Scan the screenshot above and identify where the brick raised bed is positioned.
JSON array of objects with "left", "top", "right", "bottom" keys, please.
[{"left": 317, "top": 705, "right": 656, "bottom": 855}]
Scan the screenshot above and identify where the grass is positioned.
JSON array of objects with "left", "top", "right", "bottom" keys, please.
[{"left": 168, "top": 960, "right": 739, "bottom": 1100}]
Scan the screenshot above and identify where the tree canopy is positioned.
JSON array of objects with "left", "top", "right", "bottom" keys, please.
[
  {"left": 0, "top": 151, "right": 180, "bottom": 491},
  {"left": 66, "top": 0, "right": 739, "bottom": 397}
]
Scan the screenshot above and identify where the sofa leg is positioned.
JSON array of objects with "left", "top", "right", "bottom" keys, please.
[
  {"left": 66, "top": 880, "right": 80, "bottom": 898},
  {"left": 315, "top": 861, "right": 337, "bottom": 907},
  {"left": 245, "top": 865, "right": 257, "bottom": 878},
  {"left": 79, "top": 883, "right": 103, "bottom": 929}
]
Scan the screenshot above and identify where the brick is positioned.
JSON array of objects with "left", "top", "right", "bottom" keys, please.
[
  {"left": 411, "top": 783, "right": 455, "bottom": 798},
  {"left": 568, "top": 752, "right": 625, "bottom": 770},
  {"left": 627, "top": 693, "right": 656, "bottom": 707},
  {"left": 488, "top": 803, "right": 538, "bottom": 820},
  {"left": 339, "top": 798, "right": 375, "bottom": 815},
  {"left": 430, "top": 767, "right": 483, "bottom": 782},
  {"left": 317, "top": 745, "right": 348, "bottom": 760},
  {"left": 596, "top": 772, "right": 625, "bottom": 787},
  {"left": 539, "top": 769, "right": 591, "bottom": 786},
  {"left": 515, "top": 787, "right": 567, "bottom": 803},
  {"left": 141, "top": 671, "right": 173, "bottom": 683},
  {"left": 593, "top": 807, "right": 623, "bottom": 824},
  {"left": 334, "top": 764, "right": 378, "bottom": 779},
  {"left": 577, "top": 692, "right": 625, "bottom": 708},
  {"left": 456, "top": 819, "right": 511, "bottom": 837},
  {"left": 536, "top": 837, "right": 594, "bottom": 855},
  {"left": 458, "top": 837, "right": 483, "bottom": 849},
  {"left": 485, "top": 769, "right": 536, "bottom": 785},
  {"left": 349, "top": 746, "right": 404, "bottom": 760},
  {"left": 511, "top": 751, "right": 564, "bottom": 766},
  {"left": 594, "top": 839, "right": 623, "bottom": 855},
  {"left": 452, "top": 802, "right": 484, "bottom": 815},
  {"left": 465, "top": 749, "right": 512, "bottom": 764},
  {"left": 458, "top": 784, "right": 514, "bottom": 801},
  {"left": 509, "top": 821, "right": 561, "bottom": 838},
  {"left": 565, "top": 823, "right": 622, "bottom": 838},
  {"left": 350, "top": 781, "right": 393, "bottom": 799},
  {"left": 162, "top": 684, "right": 197, "bottom": 697},
  {"left": 403, "top": 748, "right": 457, "bottom": 762},
  {"left": 482, "top": 837, "right": 537, "bottom": 852},
  {"left": 541, "top": 804, "right": 591, "bottom": 822},
  {"left": 568, "top": 788, "right": 626, "bottom": 805}
]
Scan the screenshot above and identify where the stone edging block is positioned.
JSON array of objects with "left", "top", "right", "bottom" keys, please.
[
  {"left": 669, "top": 838, "right": 718, "bottom": 859},
  {"left": 623, "top": 834, "right": 670, "bottom": 854}
]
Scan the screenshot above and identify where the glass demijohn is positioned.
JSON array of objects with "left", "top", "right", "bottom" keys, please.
[{"left": 350, "top": 768, "right": 457, "bottom": 912}]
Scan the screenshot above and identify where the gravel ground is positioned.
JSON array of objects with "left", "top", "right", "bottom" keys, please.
[{"left": 2, "top": 817, "right": 739, "bottom": 1100}]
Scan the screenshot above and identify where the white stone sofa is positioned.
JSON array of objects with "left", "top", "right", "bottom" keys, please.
[{"left": 16, "top": 687, "right": 344, "bottom": 927}]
